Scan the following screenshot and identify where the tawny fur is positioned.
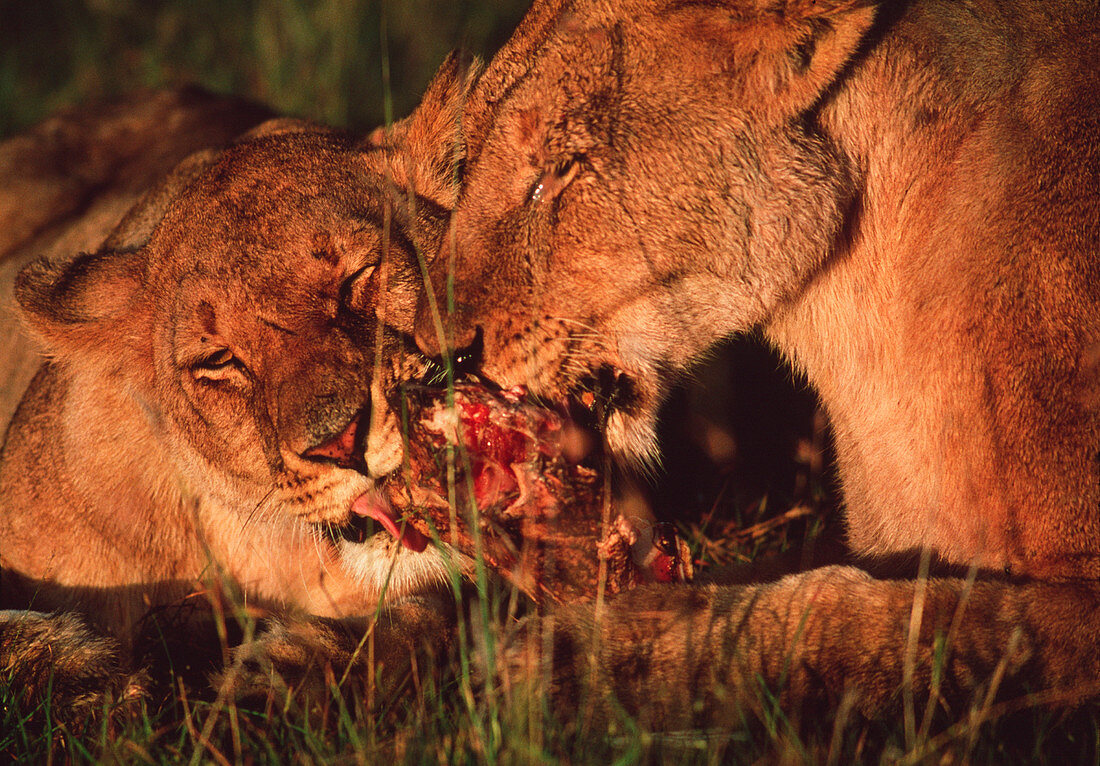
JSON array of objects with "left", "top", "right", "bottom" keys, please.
[
  {"left": 418, "top": 0, "right": 1100, "bottom": 723},
  {"left": 0, "top": 610, "right": 147, "bottom": 724},
  {"left": 0, "top": 88, "right": 275, "bottom": 438},
  {"left": 0, "top": 57, "right": 476, "bottom": 722}
]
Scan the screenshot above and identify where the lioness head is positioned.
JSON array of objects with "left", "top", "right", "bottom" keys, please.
[
  {"left": 18, "top": 132, "right": 422, "bottom": 517},
  {"left": 417, "top": 0, "right": 875, "bottom": 463},
  {"left": 12, "top": 56, "right": 475, "bottom": 589}
]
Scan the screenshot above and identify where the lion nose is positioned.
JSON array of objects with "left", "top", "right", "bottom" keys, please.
[
  {"left": 413, "top": 279, "right": 480, "bottom": 359},
  {"left": 302, "top": 408, "right": 366, "bottom": 470}
]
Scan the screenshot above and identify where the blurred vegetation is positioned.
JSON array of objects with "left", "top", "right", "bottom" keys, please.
[{"left": 0, "top": 0, "right": 529, "bottom": 137}]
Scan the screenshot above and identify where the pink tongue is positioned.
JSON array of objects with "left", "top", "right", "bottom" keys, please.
[{"left": 351, "top": 492, "right": 429, "bottom": 553}]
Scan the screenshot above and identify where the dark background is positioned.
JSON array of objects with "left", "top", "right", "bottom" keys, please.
[{"left": 0, "top": 0, "right": 528, "bottom": 137}]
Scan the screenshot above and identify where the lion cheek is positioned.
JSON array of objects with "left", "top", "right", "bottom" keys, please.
[{"left": 167, "top": 406, "right": 274, "bottom": 490}]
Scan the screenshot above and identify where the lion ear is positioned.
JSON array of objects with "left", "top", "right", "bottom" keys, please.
[
  {"left": 681, "top": 0, "right": 878, "bottom": 119},
  {"left": 16, "top": 144, "right": 222, "bottom": 357},
  {"left": 15, "top": 246, "right": 149, "bottom": 359},
  {"left": 365, "top": 50, "right": 483, "bottom": 207},
  {"left": 770, "top": 0, "right": 878, "bottom": 113}
]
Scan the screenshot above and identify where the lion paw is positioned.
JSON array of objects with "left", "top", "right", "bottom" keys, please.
[{"left": 0, "top": 610, "right": 148, "bottom": 726}]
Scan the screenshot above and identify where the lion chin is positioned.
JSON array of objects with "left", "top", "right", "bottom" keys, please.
[
  {"left": 603, "top": 408, "right": 659, "bottom": 468},
  {"left": 337, "top": 534, "right": 472, "bottom": 599}
]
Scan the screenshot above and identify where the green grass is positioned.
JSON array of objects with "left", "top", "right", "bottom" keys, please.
[
  {"left": 5, "top": 504, "right": 1099, "bottom": 765},
  {"left": 4, "top": 632, "right": 1098, "bottom": 764},
  {"left": 0, "top": 0, "right": 526, "bottom": 137},
  {"left": 3, "top": 2, "right": 1099, "bottom": 762}
]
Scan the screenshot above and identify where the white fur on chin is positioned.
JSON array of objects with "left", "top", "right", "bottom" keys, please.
[{"left": 337, "top": 534, "right": 473, "bottom": 599}]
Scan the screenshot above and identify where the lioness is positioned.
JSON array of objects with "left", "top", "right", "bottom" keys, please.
[
  {"left": 416, "top": 0, "right": 1100, "bottom": 725},
  {"left": 0, "top": 57, "right": 475, "bottom": 721}
]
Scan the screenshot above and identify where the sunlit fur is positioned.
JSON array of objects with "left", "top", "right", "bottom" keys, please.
[
  {"left": 419, "top": 0, "right": 1100, "bottom": 724},
  {"left": 0, "top": 56, "right": 476, "bottom": 716}
]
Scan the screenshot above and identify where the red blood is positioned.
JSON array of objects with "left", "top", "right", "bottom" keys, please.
[
  {"left": 472, "top": 460, "right": 518, "bottom": 508},
  {"left": 651, "top": 554, "right": 678, "bottom": 583},
  {"left": 459, "top": 398, "right": 532, "bottom": 468},
  {"left": 459, "top": 401, "right": 491, "bottom": 432},
  {"left": 480, "top": 426, "right": 527, "bottom": 467},
  {"left": 381, "top": 382, "right": 694, "bottom": 604}
]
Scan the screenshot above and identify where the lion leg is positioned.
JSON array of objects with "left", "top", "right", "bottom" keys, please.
[
  {"left": 216, "top": 592, "right": 457, "bottom": 713},
  {"left": 514, "top": 566, "right": 1100, "bottom": 729},
  {"left": 0, "top": 609, "right": 147, "bottom": 727}
]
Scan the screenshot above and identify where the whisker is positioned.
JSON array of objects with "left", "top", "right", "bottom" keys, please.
[
  {"left": 550, "top": 317, "right": 605, "bottom": 334},
  {"left": 243, "top": 486, "right": 279, "bottom": 532}
]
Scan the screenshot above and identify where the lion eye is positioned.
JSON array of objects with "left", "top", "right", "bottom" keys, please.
[
  {"left": 198, "top": 348, "right": 235, "bottom": 368},
  {"left": 192, "top": 347, "right": 246, "bottom": 382},
  {"left": 530, "top": 157, "right": 580, "bottom": 204}
]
